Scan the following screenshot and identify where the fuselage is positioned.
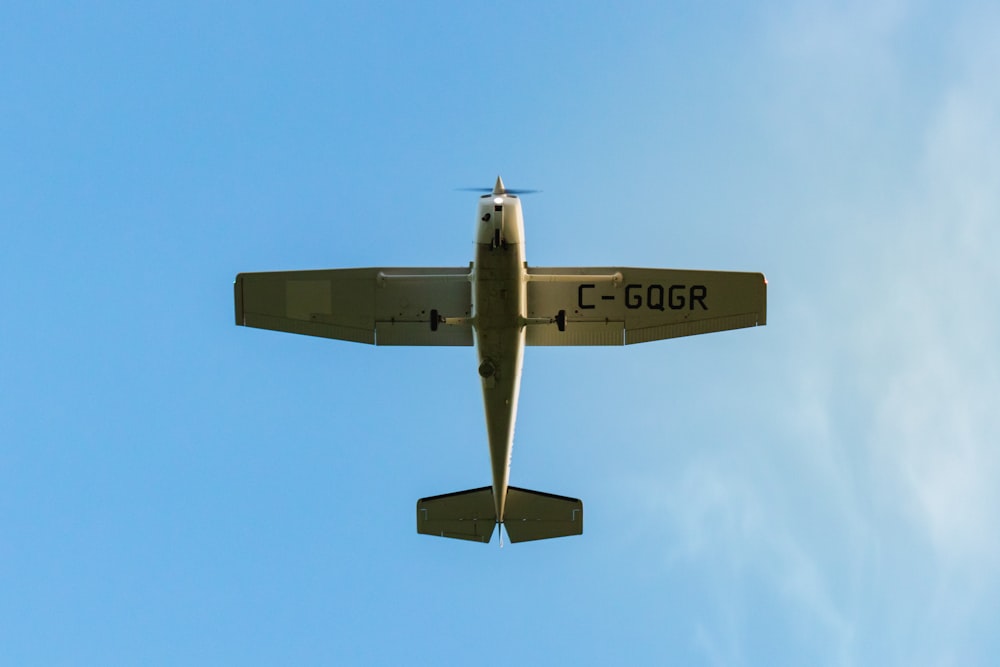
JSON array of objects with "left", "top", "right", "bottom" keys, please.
[{"left": 471, "top": 188, "right": 527, "bottom": 522}]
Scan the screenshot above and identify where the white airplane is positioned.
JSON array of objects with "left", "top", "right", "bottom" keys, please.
[{"left": 234, "top": 177, "right": 766, "bottom": 544}]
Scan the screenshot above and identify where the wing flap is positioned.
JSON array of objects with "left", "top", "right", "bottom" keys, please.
[{"left": 526, "top": 321, "right": 624, "bottom": 346}]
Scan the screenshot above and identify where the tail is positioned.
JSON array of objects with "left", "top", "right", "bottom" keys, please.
[{"left": 416, "top": 486, "right": 583, "bottom": 544}]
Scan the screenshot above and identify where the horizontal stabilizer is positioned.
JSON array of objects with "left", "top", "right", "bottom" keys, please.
[
  {"left": 416, "top": 487, "right": 496, "bottom": 543},
  {"left": 503, "top": 487, "right": 583, "bottom": 543}
]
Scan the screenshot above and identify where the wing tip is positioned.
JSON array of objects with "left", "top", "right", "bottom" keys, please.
[{"left": 233, "top": 274, "right": 245, "bottom": 326}]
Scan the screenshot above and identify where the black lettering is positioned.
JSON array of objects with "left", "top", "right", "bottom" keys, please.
[
  {"left": 578, "top": 283, "right": 596, "bottom": 309},
  {"left": 625, "top": 284, "right": 642, "bottom": 309},
  {"left": 668, "top": 284, "right": 686, "bottom": 310},
  {"left": 647, "top": 284, "right": 665, "bottom": 311},
  {"left": 690, "top": 285, "right": 707, "bottom": 310}
]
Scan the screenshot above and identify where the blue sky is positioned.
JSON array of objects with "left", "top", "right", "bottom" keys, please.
[{"left": 3, "top": 2, "right": 999, "bottom": 665}]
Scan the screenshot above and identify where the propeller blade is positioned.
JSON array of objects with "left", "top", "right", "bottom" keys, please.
[{"left": 456, "top": 187, "right": 541, "bottom": 195}]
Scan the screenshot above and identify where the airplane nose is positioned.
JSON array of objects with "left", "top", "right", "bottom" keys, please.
[{"left": 492, "top": 175, "right": 506, "bottom": 195}]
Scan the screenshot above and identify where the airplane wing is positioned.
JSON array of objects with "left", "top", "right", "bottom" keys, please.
[
  {"left": 234, "top": 267, "right": 473, "bottom": 346},
  {"left": 525, "top": 267, "right": 766, "bottom": 345}
]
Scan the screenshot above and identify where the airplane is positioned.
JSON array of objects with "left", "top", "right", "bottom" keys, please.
[{"left": 233, "top": 176, "right": 766, "bottom": 545}]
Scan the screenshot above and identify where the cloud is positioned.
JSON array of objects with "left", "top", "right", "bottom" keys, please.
[
  {"left": 633, "top": 2, "right": 1000, "bottom": 663},
  {"left": 865, "top": 40, "right": 1000, "bottom": 570},
  {"left": 791, "top": 3, "right": 1000, "bottom": 660}
]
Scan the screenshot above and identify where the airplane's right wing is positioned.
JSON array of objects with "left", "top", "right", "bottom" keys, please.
[
  {"left": 235, "top": 267, "right": 473, "bottom": 346},
  {"left": 525, "top": 267, "right": 766, "bottom": 345}
]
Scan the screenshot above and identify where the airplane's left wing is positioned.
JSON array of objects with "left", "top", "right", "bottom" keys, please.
[
  {"left": 235, "top": 267, "right": 473, "bottom": 346},
  {"left": 525, "top": 267, "right": 766, "bottom": 345}
]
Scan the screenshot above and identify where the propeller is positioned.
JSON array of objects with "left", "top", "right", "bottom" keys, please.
[
  {"left": 457, "top": 175, "right": 540, "bottom": 195},
  {"left": 457, "top": 187, "right": 542, "bottom": 194}
]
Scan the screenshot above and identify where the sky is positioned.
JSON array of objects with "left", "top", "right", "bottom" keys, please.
[{"left": 2, "top": 2, "right": 999, "bottom": 665}]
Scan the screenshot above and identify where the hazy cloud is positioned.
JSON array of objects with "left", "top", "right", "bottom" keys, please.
[{"left": 643, "top": 2, "right": 1000, "bottom": 663}]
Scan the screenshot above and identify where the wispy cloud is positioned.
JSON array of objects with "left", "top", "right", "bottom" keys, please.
[
  {"left": 631, "top": 2, "right": 1000, "bottom": 664},
  {"left": 864, "top": 24, "right": 1000, "bottom": 571}
]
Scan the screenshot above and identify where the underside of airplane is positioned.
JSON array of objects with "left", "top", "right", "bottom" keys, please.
[{"left": 234, "top": 177, "right": 767, "bottom": 544}]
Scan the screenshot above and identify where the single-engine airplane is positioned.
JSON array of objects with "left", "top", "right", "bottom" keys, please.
[{"left": 234, "top": 177, "right": 766, "bottom": 544}]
